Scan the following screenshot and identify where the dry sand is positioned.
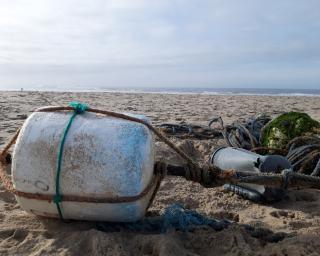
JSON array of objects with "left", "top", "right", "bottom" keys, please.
[{"left": 0, "top": 91, "right": 320, "bottom": 255}]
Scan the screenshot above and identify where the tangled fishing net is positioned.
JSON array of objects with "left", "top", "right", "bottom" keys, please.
[
  {"left": 96, "top": 204, "right": 287, "bottom": 243},
  {"left": 96, "top": 204, "right": 230, "bottom": 233}
]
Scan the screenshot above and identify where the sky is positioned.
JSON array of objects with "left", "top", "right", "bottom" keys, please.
[{"left": 0, "top": 0, "right": 319, "bottom": 90}]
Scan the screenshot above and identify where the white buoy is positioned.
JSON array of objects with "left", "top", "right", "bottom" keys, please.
[{"left": 12, "top": 109, "right": 156, "bottom": 221}]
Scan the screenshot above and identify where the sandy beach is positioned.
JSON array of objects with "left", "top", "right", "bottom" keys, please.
[{"left": 0, "top": 91, "right": 320, "bottom": 256}]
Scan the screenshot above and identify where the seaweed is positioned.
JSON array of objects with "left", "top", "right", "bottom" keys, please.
[{"left": 261, "top": 112, "right": 320, "bottom": 148}]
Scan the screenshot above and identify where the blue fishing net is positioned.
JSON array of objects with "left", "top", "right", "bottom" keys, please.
[{"left": 96, "top": 204, "right": 230, "bottom": 233}]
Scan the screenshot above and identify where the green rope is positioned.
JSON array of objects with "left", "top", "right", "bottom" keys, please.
[{"left": 54, "top": 102, "right": 88, "bottom": 220}]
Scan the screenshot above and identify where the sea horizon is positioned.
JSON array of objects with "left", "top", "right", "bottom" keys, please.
[{"left": 1, "top": 86, "right": 320, "bottom": 97}]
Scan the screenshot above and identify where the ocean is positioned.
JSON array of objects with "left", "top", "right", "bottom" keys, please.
[{"left": 5, "top": 86, "right": 320, "bottom": 97}]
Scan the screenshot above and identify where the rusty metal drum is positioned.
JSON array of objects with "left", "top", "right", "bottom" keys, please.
[{"left": 12, "top": 110, "right": 156, "bottom": 221}]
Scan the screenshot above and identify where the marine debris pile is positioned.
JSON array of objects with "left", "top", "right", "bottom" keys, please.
[
  {"left": 158, "top": 111, "right": 320, "bottom": 202},
  {"left": 159, "top": 111, "right": 320, "bottom": 177},
  {"left": 0, "top": 103, "right": 320, "bottom": 226}
]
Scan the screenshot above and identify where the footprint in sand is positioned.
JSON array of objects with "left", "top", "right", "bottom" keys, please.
[
  {"left": 270, "top": 210, "right": 295, "bottom": 219},
  {"left": 11, "top": 229, "right": 29, "bottom": 242},
  {"left": 213, "top": 211, "right": 240, "bottom": 222}
]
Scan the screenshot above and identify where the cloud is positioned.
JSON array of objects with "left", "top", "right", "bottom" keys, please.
[{"left": 0, "top": 0, "right": 319, "bottom": 88}]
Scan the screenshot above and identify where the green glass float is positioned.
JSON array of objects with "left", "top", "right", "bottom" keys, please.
[{"left": 261, "top": 112, "right": 320, "bottom": 149}]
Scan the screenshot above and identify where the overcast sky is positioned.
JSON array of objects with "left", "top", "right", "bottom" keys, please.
[{"left": 0, "top": 0, "right": 319, "bottom": 89}]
